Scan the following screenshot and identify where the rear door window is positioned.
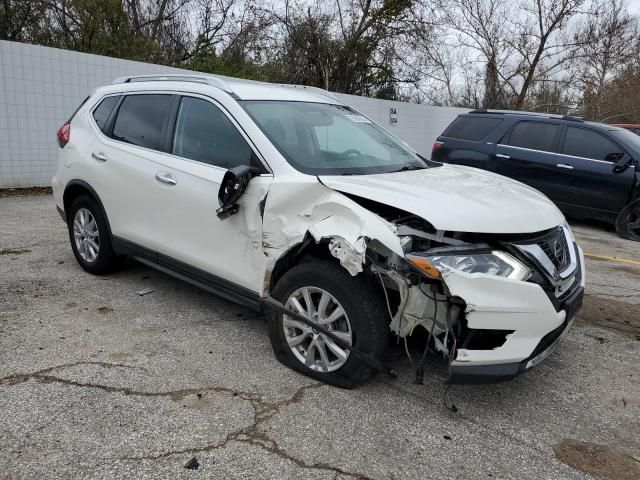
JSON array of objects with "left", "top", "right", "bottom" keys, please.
[
  {"left": 112, "top": 94, "right": 173, "bottom": 151},
  {"left": 171, "top": 96, "right": 253, "bottom": 169},
  {"left": 504, "top": 121, "right": 560, "bottom": 152},
  {"left": 562, "top": 127, "right": 623, "bottom": 161},
  {"left": 442, "top": 116, "right": 503, "bottom": 141},
  {"left": 92, "top": 96, "right": 119, "bottom": 133}
]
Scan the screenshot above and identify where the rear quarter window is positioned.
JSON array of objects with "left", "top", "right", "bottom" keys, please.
[
  {"left": 92, "top": 96, "right": 119, "bottom": 133},
  {"left": 442, "top": 116, "right": 503, "bottom": 141}
]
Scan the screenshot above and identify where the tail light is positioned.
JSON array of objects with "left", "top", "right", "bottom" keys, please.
[
  {"left": 56, "top": 123, "right": 70, "bottom": 148},
  {"left": 432, "top": 140, "right": 444, "bottom": 152}
]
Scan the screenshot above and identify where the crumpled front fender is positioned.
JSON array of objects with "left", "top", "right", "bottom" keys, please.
[{"left": 260, "top": 177, "right": 404, "bottom": 296}]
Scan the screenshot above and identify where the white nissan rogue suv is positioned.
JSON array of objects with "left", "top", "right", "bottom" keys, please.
[{"left": 52, "top": 74, "right": 585, "bottom": 387}]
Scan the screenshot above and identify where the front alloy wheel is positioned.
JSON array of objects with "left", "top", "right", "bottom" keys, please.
[
  {"left": 268, "top": 259, "right": 388, "bottom": 388},
  {"left": 283, "top": 286, "right": 352, "bottom": 373},
  {"left": 616, "top": 200, "right": 640, "bottom": 241}
]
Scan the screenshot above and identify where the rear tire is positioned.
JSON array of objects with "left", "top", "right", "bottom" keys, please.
[
  {"left": 615, "top": 199, "right": 640, "bottom": 241},
  {"left": 268, "top": 259, "right": 388, "bottom": 388},
  {"left": 67, "top": 195, "right": 123, "bottom": 274}
]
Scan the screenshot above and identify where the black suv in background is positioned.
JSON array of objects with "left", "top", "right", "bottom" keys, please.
[{"left": 433, "top": 110, "right": 640, "bottom": 241}]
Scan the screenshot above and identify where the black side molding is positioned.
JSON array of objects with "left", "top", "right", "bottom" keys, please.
[
  {"left": 111, "top": 236, "right": 262, "bottom": 311},
  {"left": 56, "top": 206, "right": 66, "bottom": 224}
]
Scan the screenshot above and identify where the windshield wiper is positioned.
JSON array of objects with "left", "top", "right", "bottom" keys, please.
[{"left": 393, "top": 164, "right": 426, "bottom": 172}]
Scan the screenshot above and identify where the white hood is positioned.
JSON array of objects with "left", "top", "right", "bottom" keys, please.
[{"left": 319, "top": 164, "right": 564, "bottom": 234}]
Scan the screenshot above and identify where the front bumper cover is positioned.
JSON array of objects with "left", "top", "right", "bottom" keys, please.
[
  {"left": 444, "top": 242, "right": 585, "bottom": 384},
  {"left": 448, "top": 285, "right": 583, "bottom": 384}
]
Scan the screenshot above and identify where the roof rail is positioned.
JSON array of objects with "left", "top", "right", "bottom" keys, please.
[
  {"left": 281, "top": 84, "right": 337, "bottom": 100},
  {"left": 560, "top": 115, "right": 584, "bottom": 122},
  {"left": 469, "top": 109, "right": 585, "bottom": 122},
  {"left": 469, "top": 109, "right": 549, "bottom": 117},
  {"left": 112, "top": 74, "right": 234, "bottom": 94}
]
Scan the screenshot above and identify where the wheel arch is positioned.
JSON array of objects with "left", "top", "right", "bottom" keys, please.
[
  {"left": 267, "top": 235, "right": 339, "bottom": 292},
  {"left": 62, "top": 180, "right": 113, "bottom": 237}
]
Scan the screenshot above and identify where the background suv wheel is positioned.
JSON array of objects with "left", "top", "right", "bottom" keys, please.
[
  {"left": 67, "top": 195, "right": 123, "bottom": 274},
  {"left": 268, "top": 259, "right": 388, "bottom": 388},
  {"left": 616, "top": 199, "right": 640, "bottom": 241}
]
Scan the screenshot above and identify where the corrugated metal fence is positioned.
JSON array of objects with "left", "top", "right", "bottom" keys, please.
[{"left": 0, "top": 40, "right": 467, "bottom": 187}]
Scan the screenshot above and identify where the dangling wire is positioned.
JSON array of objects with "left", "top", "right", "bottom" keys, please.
[
  {"left": 404, "top": 337, "right": 415, "bottom": 369},
  {"left": 442, "top": 383, "right": 458, "bottom": 412},
  {"left": 415, "top": 290, "right": 437, "bottom": 385}
]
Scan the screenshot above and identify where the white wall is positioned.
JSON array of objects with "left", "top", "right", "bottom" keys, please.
[{"left": 0, "top": 40, "right": 467, "bottom": 188}]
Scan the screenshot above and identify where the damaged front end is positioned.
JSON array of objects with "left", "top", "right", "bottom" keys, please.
[
  {"left": 344, "top": 201, "right": 584, "bottom": 385},
  {"left": 259, "top": 179, "right": 583, "bottom": 385}
]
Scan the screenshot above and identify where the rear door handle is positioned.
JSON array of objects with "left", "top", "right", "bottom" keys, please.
[
  {"left": 496, "top": 154, "right": 510, "bottom": 159},
  {"left": 91, "top": 151, "right": 107, "bottom": 162},
  {"left": 556, "top": 164, "right": 574, "bottom": 170},
  {"left": 155, "top": 172, "right": 177, "bottom": 186}
]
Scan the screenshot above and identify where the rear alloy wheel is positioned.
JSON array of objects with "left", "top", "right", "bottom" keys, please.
[
  {"left": 615, "top": 200, "right": 640, "bottom": 241},
  {"left": 67, "top": 195, "right": 123, "bottom": 274},
  {"left": 73, "top": 208, "right": 100, "bottom": 263}
]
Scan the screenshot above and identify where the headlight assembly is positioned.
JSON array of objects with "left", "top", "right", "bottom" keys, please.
[{"left": 406, "top": 250, "right": 531, "bottom": 281}]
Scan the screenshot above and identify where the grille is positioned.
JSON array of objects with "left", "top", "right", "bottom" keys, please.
[{"left": 538, "top": 228, "right": 570, "bottom": 272}]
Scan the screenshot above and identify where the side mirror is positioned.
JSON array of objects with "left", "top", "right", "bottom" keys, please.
[
  {"left": 611, "top": 154, "right": 632, "bottom": 173},
  {"left": 217, "top": 165, "right": 257, "bottom": 220}
]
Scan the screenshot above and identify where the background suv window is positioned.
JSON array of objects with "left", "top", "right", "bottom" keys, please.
[
  {"left": 92, "top": 96, "right": 119, "bottom": 133},
  {"left": 442, "top": 116, "right": 503, "bottom": 141},
  {"left": 563, "top": 127, "right": 623, "bottom": 161},
  {"left": 172, "top": 97, "right": 252, "bottom": 169},
  {"left": 112, "top": 94, "right": 172, "bottom": 150},
  {"left": 505, "top": 121, "right": 560, "bottom": 152}
]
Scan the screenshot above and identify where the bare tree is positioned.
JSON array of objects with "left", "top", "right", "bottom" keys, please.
[
  {"left": 434, "top": 0, "right": 513, "bottom": 107},
  {"left": 437, "top": 0, "right": 587, "bottom": 109},
  {"left": 266, "top": 0, "right": 420, "bottom": 97},
  {"left": 510, "top": 0, "right": 588, "bottom": 109},
  {"left": 574, "top": 0, "right": 638, "bottom": 119}
]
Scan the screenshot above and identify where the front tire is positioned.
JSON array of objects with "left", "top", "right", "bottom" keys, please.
[
  {"left": 268, "top": 260, "right": 388, "bottom": 388},
  {"left": 615, "top": 199, "right": 640, "bottom": 241},
  {"left": 67, "top": 195, "right": 122, "bottom": 274}
]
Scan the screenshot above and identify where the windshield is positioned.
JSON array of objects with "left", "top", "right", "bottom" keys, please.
[{"left": 241, "top": 100, "right": 437, "bottom": 175}]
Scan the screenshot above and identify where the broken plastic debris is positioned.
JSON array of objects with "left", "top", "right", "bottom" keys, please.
[
  {"left": 184, "top": 457, "right": 200, "bottom": 470},
  {"left": 136, "top": 287, "right": 154, "bottom": 296}
]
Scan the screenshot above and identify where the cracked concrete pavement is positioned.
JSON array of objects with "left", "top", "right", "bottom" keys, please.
[{"left": 1, "top": 193, "right": 639, "bottom": 479}]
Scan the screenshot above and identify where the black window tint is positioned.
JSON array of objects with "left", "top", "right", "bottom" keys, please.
[
  {"left": 112, "top": 94, "right": 172, "bottom": 150},
  {"left": 442, "top": 116, "right": 503, "bottom": 141},
  {"left": 505, "top": 122, "right": 560, "bottom": 152},
  {"left": 92, "top": 96, "right": 119, "bottom": 132},
  {"left": 172, "top": 97, "right": 252, "bottom": 168},
  {"left": 563, "top": 127, "right": 623, "bottom": 161}
]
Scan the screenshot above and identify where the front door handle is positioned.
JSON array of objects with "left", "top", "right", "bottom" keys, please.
[
  {"left": 91, "top": 151, "right": 107, "bottom": 162},
  {"left": 496, "top": 153, "right": 510, "bottom": 159},
  {"left": 155, "top": 172, "right": 177, "bottom": 186},
  {"left": 556, "top": 164, "right": 574, "bottom": 170}
]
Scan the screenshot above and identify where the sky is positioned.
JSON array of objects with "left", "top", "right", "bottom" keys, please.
[{"left": 628, "top": 0, "right": 640, "bottom": 15}]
